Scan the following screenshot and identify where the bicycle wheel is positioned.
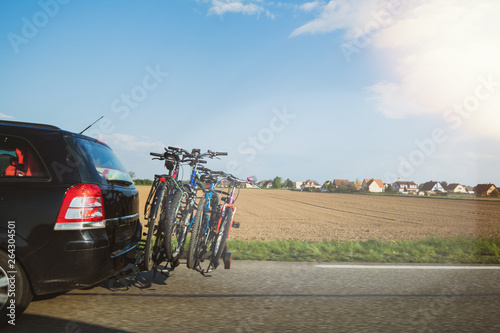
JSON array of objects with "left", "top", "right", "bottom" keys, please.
[
  {"left": 209, "top": 193, "right": 221, "bottom": 226},
  {"left": 187, "top": 197, "right": 206, "bottom": 269},
  {"left": 143, "top": 183, "right": 164, "bottom": 271},
  {"left": 212, "top": 208, "right": 233, "bottom": 268},
  {"left": 151, "top": 188, "right": 170, "bottom": 266},
  {"left": 164, "top": 189, "right": 186, "bottom": 262},
  {"left": 144, "top": 178, "right": 159, "bottom": 220}
]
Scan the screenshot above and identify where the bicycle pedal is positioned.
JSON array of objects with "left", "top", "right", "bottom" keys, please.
[{"left": 232, "top": 221, "right": 240, "bottom": 228}]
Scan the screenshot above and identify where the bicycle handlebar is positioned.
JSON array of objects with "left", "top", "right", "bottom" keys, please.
[
  {"left": 213, "top": 171, "right": 257, "bottom": 186},
  {"left": 181, "top": 158, "right": 207, "bottom": 164},
  {"left": 207, "top": 150, "right": 228, "bottom": 157},
  {"left": 167, "top": 146, "right": 189, "bottom": 155},
  {"left": 198, "top": 166, "right": 225, "bottom": 177},
  {"left": 151, "top": 147, "right": 227, "bottom": 168},
  {"left": 150, "top": 152, "right": 163, "bottom": 158}
]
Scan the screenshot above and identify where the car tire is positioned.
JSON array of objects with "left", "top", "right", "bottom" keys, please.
[{"left": 0, "top": 250, "right": 32, "bottom": 326}]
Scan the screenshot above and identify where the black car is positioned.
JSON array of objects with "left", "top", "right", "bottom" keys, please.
[{"left": 0, "top": 120, "right": 142, "bottom": 323}]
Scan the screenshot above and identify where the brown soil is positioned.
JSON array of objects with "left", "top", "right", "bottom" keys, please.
[{"left": 137, "top": 187, "right": 500, "bottom": 242}]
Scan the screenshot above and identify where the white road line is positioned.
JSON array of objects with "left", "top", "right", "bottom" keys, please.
[{"left": 315, "top": 265, "right": 500, "bottom": 270}]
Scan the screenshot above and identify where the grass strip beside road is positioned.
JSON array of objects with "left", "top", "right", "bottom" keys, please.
[{"left": 227, "top": 236, "right": 500, "bottom": 264}]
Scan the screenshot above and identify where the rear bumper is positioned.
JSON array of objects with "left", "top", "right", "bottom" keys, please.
[{"left": 25, "top": 221, "right": 142, "bottom": 295}]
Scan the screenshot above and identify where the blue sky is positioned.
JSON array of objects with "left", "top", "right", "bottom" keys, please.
[{"left": 1, "top": 0, "right": 499, "bottom": 186}]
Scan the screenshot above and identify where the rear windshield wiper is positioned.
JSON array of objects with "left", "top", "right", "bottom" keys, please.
[{"left": 107, "top": 179, "right": 133, "bottom": 186}]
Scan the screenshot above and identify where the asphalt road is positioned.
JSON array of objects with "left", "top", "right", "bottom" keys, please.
[{"left": 5, "top": 261, "right": 500, "bottom": 332}]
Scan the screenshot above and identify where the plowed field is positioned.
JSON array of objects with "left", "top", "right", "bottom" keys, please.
[{"left": 137, "top": 187, "right": 500, "bottom": 241}]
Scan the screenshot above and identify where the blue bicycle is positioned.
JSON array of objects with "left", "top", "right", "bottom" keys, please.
[{"left": 187, "top": 165, "right": 224, "bottom": 271}]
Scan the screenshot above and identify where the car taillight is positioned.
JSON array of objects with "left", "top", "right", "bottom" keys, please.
[{"left": 54, "top": 183, "right": 106, "bottom": 230}]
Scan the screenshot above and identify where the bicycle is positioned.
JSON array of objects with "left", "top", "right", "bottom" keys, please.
[
  {"left": 163, "top": 148, "right": 226, "bottom": 265},
  {"left": 142, "top": 148, "right": 183, "bottom": 271},
  {"left": 191, "top": 171, "right": 258, "bottom": 274},
  {"left": 187, "top": 165, "right": 225, "bottom": 272}
]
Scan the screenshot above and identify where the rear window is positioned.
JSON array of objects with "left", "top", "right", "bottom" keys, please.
[
  {"left": 75, "top": 137, "right": 133, "bottom": 184},
  {"left": 0, "top": 135, "right": 49, "bottom": 180}
]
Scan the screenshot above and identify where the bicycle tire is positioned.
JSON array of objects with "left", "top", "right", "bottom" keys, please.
[
  {"left": 187, "top": 197, "right": 206, "bottom": 269},
  {"left": 152, "top": 184, "right": 171, "bottom": 265},
  {"left": 144, "top": 178, "right": 159, "bottom": 220},
  {"left": 209, "top": 193, "right": 221, "bottom": 226},
  {"left": 164, "top": 189, "right": 185, "bottom": 262},
  {"left": 143, "top": 183, "right": 165, "bottom": 271},
  {"left": 212, "top": 208, "right": 232, "bottom": 267}
]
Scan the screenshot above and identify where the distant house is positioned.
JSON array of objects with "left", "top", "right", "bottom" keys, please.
[
  {"left": 322, "top": 181, "right": 332, "bottom": 191},
  {"left": 218, "top": 180, "right": 230, "bottom": 187},
  {"left": 293, "top": 182, "right": 303, "bottom": 189},
  {"left": 445, "top": 183, "right": 467, "bottom": 194},
  {"left": 353, "top": 180, "right": 363, "bottom": 190},
  {"left": 301, "top": 179, "right": 321, "bottom": 190},
  {"left": 262, "top": 181, "right": 273, "bottom": 189},
  {"left": 465, "top": 186, "right": 475, "bottom": 194},
  {"left": 393, "top": 181, "right": 419, "bottom": 194},
  {"left": 419, "top": 181, "right": 447, "bottom": 195},
  {"left": 362, "top": 178, "right": 385, "bottom": 193},
  {"left": 333, "top": 179, "right": 350, "bottom": 188},
  {"left": 332, "top": 179, "right": 360, "bottom": 190},
  {"left": 474, "top": 184, "right": 498, "bottom": 196}
]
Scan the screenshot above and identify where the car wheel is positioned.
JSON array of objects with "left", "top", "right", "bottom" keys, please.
[{"left": 0, "top": 250, "right": 32, "bottom": 326}]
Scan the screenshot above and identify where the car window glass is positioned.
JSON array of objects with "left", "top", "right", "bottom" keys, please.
[
  {"left": 75, "top": 138, "right": 132, "bottom": 183},
  {"left": 0, "top": 135, "right": 49, "bottom": 179}
]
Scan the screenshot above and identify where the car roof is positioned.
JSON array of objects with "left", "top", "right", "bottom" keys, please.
[
  {"left": 0, "top": 120, "right": 111, "bottom": 149},
  {"left": 0, "top": 120, "right": 61, "bottom": 131}
]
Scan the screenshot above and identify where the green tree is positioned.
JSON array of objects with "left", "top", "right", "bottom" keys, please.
[
  {"left": 337, "top": 184, "right": 348, "bottom": 193},
  {"left": 134, "top": 178, "right": 153, "bottom": 186},
  {"left": 272, "top": 176, "right": 283, "bottom": 189},
  {"left": 284, "top": 178, "right": 294, "bottom": 188}
]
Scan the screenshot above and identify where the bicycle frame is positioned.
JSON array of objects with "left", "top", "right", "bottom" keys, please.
[
  {"left": 144, "top": 169, "right": 183, "bottom": 222},
  {"left": 184, "top": 165, "right": 202, "bottom": 229},
  {"left": 216, "top": 185, "right": 237, "bottom": 236}
]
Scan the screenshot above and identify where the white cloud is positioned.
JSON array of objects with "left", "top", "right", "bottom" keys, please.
[
  {"left": 290, "top": 0, "right": 396, "bottom": 38},
  {"left": 291, "top": 0, "right": 500, "bottom": 140},
  {"left": 0, "top": 113, "right": 14, "bottom": 120},
  {"left": 208, "top": 0, "right": 264, "bottom": 16},
  {"left": 298, "top": 1, "right": 323, "bottom": 12}
]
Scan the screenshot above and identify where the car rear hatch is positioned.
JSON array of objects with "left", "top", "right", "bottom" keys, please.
[{"left": 63, "top": 134, "right": 141, "bottom": 257}]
